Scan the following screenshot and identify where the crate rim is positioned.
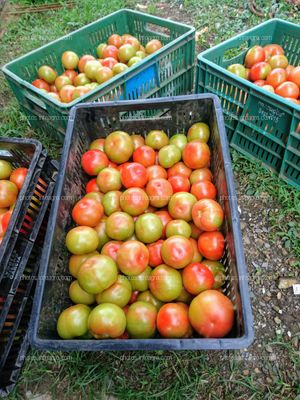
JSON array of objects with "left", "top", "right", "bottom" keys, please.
[
  {"left": 2, "top": 8, "right": 195, "bottom": 110},
  {"left": 197, "top": 18, "right": 300, "bottom": 112},
  {"left": 29, "top": 94, "right": 254, "bottom": 350}
]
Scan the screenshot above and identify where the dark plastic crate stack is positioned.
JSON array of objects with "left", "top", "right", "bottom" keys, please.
[
  {"left": 30, "top": 94, "right": 254, "bottom": 351},
  {"left": 196, "top": 18, "right": 300, "bottom": 189},
  {"left": 0, "top": 138, "right": 58, "bottom": 396},
  {"left": 2, "top": 9, "right": 195, "bottom": 142}
]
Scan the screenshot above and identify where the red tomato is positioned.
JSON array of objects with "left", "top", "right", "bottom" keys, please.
[
  {"left": 147, "top": 239, "right": 164, "bottom": 267},
  {"left": 1, "top": 209, "right": 13, "bottom": 232},
  {"left": 167, "top": 162, "right": 191, "bottom": 178},
  {"left": 102, "top": 45, "right": 119, "bottom": 60},
  {"left": 168, "top": 175, "right": 190, "bottom": 193},
  {"left": 192, "top": 199, "right": 224, "bottom": 231},
  {"left": 119, "top": 187, "right": 149, "bottom": 216},
  {"left": 81, "top": 150, "right": 109, "bottom": 176},
  {"left": 10, "top": 168, "right": 28, "bottom": 190},
  {"left": 146, "top": 178, "right": 173, "bottom": 208},
  {"left": 289, "top": 66, "right": 300, "bottom": 87},
  {"left": 63, "top": 69, "right": 78, "bottom": 83},
  {"left": 108, "top": 34, "right": 122, "bottom": 48},
  {"left": 86, "top": 178, "right": 99, "bottom": 193},
  {"left": 182, "top": 141, "right": 210, "bottom": 169},
  {"left": 189, "top": 290, "right": 234, "bottom": 338},
  {"left": 189, "top": 237, "right": 202, "bottom": 262},
  {"left": 133, "top": 145, "right": 156, "bottom": 167},
  {"left": 191, "top": 181, "right": 217, "bottom": 200},
  {"left": 266, "top": 68, "right": 287, "bottom": 88},
  {"left": 190, "top": 222, "right": 202, "bottom": 240},
  {"left": 59, "top": 85, "right": 75, "bottom": 103},
  {"left": 129, "top": 290, "right": 139, "bottom": 304},
  {"left": 157, "top": 303, "right": 191, "bottom": 338},
  {"left": 117, "top": 240, "right": 149, "bottom": 276},
  {"left": 263, "top": 44, "right": 284, "bottom": 60},
  {"left": 32, "top": 79, "right": 50, "bottom": 91},
  {"left": 101, "top": 57, "right": 118, "bottom": 69},
  {"left": 101, "top": 240, "right": 123, "bottom": 261},
  {"left": 155, "top": 210, "right": 172, "bottom": 238},
  {"left": 245, "top": 46, "right": 265, "bottom": 68},
  {"left": 120, "top": 162, "right": 148, "bottom": 188},
  {"left": 249, "top": 62, "right": 271, "bottom": 81},
  {"left": 182, "top": 262, "right": 214, "bottom": 294},
  {"left": 161, "top": 235, "right": 194, "bottom": 269},
  {"left": 253, "top": 79, "right": 266, "bottom": 87},
  {"left": 286, "top": 65, "right": 295, "bottom": 80},
  {"left": 275, "top": 81, "right": 299, "bottom": 99},
  {"left": 72, "top": 198, "right": 104, "bottom": 227},
  {"left": 198, "top": 231, "right": 225, "bottom": 260},
  {"left": 146, "top": 165, "right": 167, "bottom": 180}
]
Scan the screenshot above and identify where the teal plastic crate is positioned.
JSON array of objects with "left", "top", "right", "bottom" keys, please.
[
  {"left": 196, "top": 18, "right": 300, "bottom": 189},
  {"left": 2, "top": 9, "right": 195, "bottom": 142}
]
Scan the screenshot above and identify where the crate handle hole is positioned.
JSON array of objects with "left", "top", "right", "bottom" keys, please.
[{"left": 144, "top": 23, "right": 170, "bottom": 38}]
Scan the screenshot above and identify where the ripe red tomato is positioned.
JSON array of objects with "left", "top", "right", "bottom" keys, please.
[
  {"left": 167, "top": 162, "right": 191, "bottom": 178},
  {"left": 10, "top": 168, "right": 28, "bottom": 190},
  {"left": 81, "top": 149, "right": 109, "bottom": 176},
  {"left": 263, "top": 44, "right": 284, "bottom": 60},
  {"left": 108, "top": 34, "right": 122, "bottom": 48},
  {"left": 182, "top": 262, "right": 214, "bottom": 295},
  {"left": 101, "top": 57, "right": 118, "bottom": 69},
  {"left": 32, "top": 79, "right": 50, "bottom": 91},
  {"left": 146, "top": 178, "right": 173, "bottom": 208},
  {"left": 63, "top": 69, "right": 78, "bottom": 83},
  {"left": 182, "top": 141, "right": 210, "bottom": 169},
  {"left": 101, "top": 240, "right": 123, "bottom": 261},
  {"left": 117, "top": 240, "right": 149, "bottom": 276},
  {"left": 133, "top": 145, "right": 156, "bottom": 167},
  {"left": 146, "top": 165, "right": 167, "bottom": 180},
  {"left": 119, "top": 187, "right": 149, "bottom": 216},
  {"left": 275, "top": 81, "right": 299, "bottom": 99},
  {"left": 253, "top": 79, "right": 266, "bottom": 87},
  {"left": 266, "top": 68, "right": 287, "bottom": 88},
  {"left": 102, "top": 45, "right": 119, "bottom": 60},
  {"left": 189, "top": 237, "right": 202, "bottom": 262},
  {"left": 120, "top": 162, "right": 147, "bottom": 188},
  {"left": 157, "top": 303, "right": 191, "bottom": 338},
  {"left": 190, "top": 181, "right": 217, "bottom": 200},
  {"left": 86, "top": 178, "right": 100, "bottom": 193},
  {"left": 161, "top": 235, "right": 194, "bottom": 269},
  {"left": 59, "top": 85, "right": 75, "bottom": 103},
  {"left": 198, "top": 231, "right": 225, "bottom": 260},
  {"left": 192, "top": 199, "right": 224, "bottom": 231},
  {"left": 189, "top": 290, "right": 234, "bottom": 338},
  {"left": 245, "top": 46, "right": 265, "bottom": 68},
  {"left": 147, "top": 239, "right": 164, "bottom": 267},
  {"left": 72, "top": 198, "right": 104, "bottom": 227},
  {"left": 155, "top": 210, "right": 172, "bottom": 238},
  {"left": 289, "top": 66, "right": 300, "bottom": 87},
  {"left": 168, "top": 175, "right": 190, "bottom": 193},
  {"left": 249, "top": 62, "right": 271, "bottom": 81}
]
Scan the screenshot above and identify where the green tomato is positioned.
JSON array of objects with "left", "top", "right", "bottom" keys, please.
[
  {"left": 158, "top": 144, "right": 181, "bottom": 168},
  {"left": 69, "top": 280, "right": 95, "bottom": 305},
  {"left": 130, "top": 266, "right": 152, "bottom": 291},
  {"left": 65, "top": 226, "right": 99, "bottom": 255},
  {"left": 57, "top": 304, "right": 90, "bottom": 339},
  {"left": 169, "top": 134, "right": 187, "bottom": 152},
  {"left": 145, "top": 130, "right": 169, "bottom": 150},
  {"left": 0, "top": 160, "right": 13, "bottom": 179},
  {"left": 95, "top": 275, "right": 132, "bottom": 307},
  {"left": 135, "top": 213, "right": 163, "bottom": 243},
  {"left": 166, "top": 219, "right": 192, "bottom": 238}
]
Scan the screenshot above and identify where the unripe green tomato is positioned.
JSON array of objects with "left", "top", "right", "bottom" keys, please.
[
  {"left": 130, "top": 266, "right": 152, "bottom": 291},
  {"left": 96, "top": 275, "right": 132, "bottom": 307},
  {"left": 0, "top": 160, "right": 13, "bottom": 179},
  {"left": 69, "top": 280, "right": 96, "bottom": 305},
  {"left": 57, "top": 304, "right": 90, "bottom": 339},
  {"left": 169, "top": 134, "right": 187, "bottom": 152},
  {"left": 158, "top": 145, "right": 181, "bottom": 168}
]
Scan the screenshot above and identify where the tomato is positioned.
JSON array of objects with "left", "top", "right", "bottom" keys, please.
[
  {"left": 145, "top": 130, "right": 169, "bottom": 150},
  {"left": 137, "top": 290, "right": 163, "bottom": 310},
  {"left": 245, "top": 46, "right": 265, "bottom": 68},
  {"left": 59, "top": 85, "right": 75, "bottom": 103},
  {"left": 97, "top": 167, "right": 121, "bottom": 193},
  {"left": 168, "top": 162, "right": 191, "bottom": 179},
  {"left": 129, "top": 290, "right": 139, "bottom": 305},
  {"left": 133, "top": 145, "right": 156, "bottom": 167},
  {"left": 118, "top": 44, "right": 136, "bottom": 63},
  {"left": 72, "top": 86, "right": 90, "bottom": 100},
  {"left": 285, "top": 98, "right": 300, "bottom": 105},
  {"left": 157, "top": 303, "right": 190, "bottom": 338},
  {"left": 147, "top": 239, "right": 164, "bottom": 267},
  {"left": 154, "top": 210, "right": 172, "bottom": 238},
  {"left": 68, "top": 252, "right": 98, "bottom": 278},
  {"left": 182, "top": 141, "right": 210, "bottom": 169},
  {"left": 192, "top": 199, "right": 224, "bottom": 231},
  {"left": 102, "top": 190, "right": 121, "bottom": 215},
  {"left": 106, "top": 211, "right": 134, "bottom": 241},
  {"left": 168, "top": 175, "right": 190, "bottom": 193},
  {"left": 88, "top": 303, "right": 126, "bottom": 338},
  {"left": 102, "top": 45, "right": 119, "bottom": 60},
  {"left": 123, "top": 37, "right": 140, "bottom": 51},
  {"left": 198, "top": 231, "right": 225, "bottom": 260},
  {"left": 136, "top": 50, "right": 146, "bottom": 59},
  {"left": 264, "top": 44, "right": 284, "bottom": 60},
  {"left": 95, "top": 66, "right": 113, "bottom": 84},
  {"left": 187, "top": 122, "right": 210, "bottom": 143},
  {"left": 1, "top": 209, "right": 12, "bottom": 232},
  {"left": 112, "top": 62, "right": 129, "bottom": 75},
  {"left": 0, "top": 161, "right": 12, "bottom": 180},
  {"left": 166, "top": 219, "right": 191, "bottom": 238},
  {"left": 61, "top": 51, "right": 79, "bottom": 70},
  {"left": 117, "top": 240, "right": 149, "bottom": 276},
  {"left": 227, "top": 64, "right": 247, "bottom": 78},
  {"left": 191, "top": 181, "right": 217, "bottom": 200},
  {"left": 131, "top": 134, "right": 145, "bottom": 150},
  {"left": 190, "top": 222, "right": 202, "bottom": 240},
  {"left": 85, "top": 192, "right": 103, "bottom": 204},
  {"left": 85, "top": 178, "right": 99, "bottom": 193},
  {"left": 168, "top": 192, "right": 197, "bottom": 222},
  {"left": 189, "top": 290, "right": 234, "bottom": 338},
  {"left": 81, "top": 149, "right": 108, "bottom": 176},
  {"left": 96, "top": 275, "right": 132, "bottom": 307},
  {"left": 266, "top": 68, "right": 287, "bottom": 88},
  {"left": 269, "top": 55, "right": 288, "bottom": 69},
  {"left": 120, "top": 187, "right": 149, "bottom": 216},
  {"left": 158, "top": 144, "right": 181, "bottom": 168},
  {"left": 57, "top": 304, "right": 90, "bottom": 339},
  {"left": 202, "top": 259, "right": 226, "bottom": 289},
  {"left": 120, "top": 162, "right": 147, "bottom": 188},
  {"left": 128, "top": 56, "right": 142, "bottom": 67},
  {"left": 182, "top": 262, "right": 214, "bottom": 295},
  {"left": 145, "top": 39, "right": 163, "bottom": 54},
  {"left": 69, "top": 280, "right": 95, "bottom": 305},
  {"left": 62, "top": 69, "right": 78, "bottom": 84},
  {"left": 9, "top": 167, "right": 27, "bottom": 190},
  {"left": 275, "top": 81, "right": 299, "bottom": 99},
  {"left": 289, "top": 66, "right": 300, "bottom": 87},
  {"left": 108, "top": 34, "right": 122, "bottom": 48},
  {"left": 189, "top": 237, "right": 202, "bottom": 262},
  {"left": 249, "top": 62, "right": 271, "bottom": 81},
  {"left": 286, "top": 65, "right": 295, "bottom": 80},
  {"left": 0, "top": 180, "right": 18, "bottom": 208},
  {"left": 161, "top": 235, "right": 194, "bottom": 269},
  {"left": 94, "top": 219, "right": 110, "bottom": 250},
  {"left": 101, "top": 240, "right": 122, "bottom": 261},
  {"left": 130, "top": 266, "right": 152, "bottom": 291},
  {"left": 126, "top": 301, "right": 157, "bottom": 338},
  {"left": 190, "top": 168, "right": 213, "bottom": 184},
  {"left": 66, "top": 226, "right": 99, "bottom": 255},
  {"left": 96, "top": 43, "right": 107, "bottom": 58},
  {"left": 135, "top": 213, "right": 163, "bottom": 243},
  {"left": 149, "top": 264, "right": 182, "bottom": 302},
  {"left": 253, "top": 79, "right": 266, "bottom": 87},
  {"left": 32, "top": 79, "right": 50, "bottom": 91},
  {"left": 169, "top": 134, "right": 187, "bottom": 152},
  {"left": 147, "top": 165, "right": 168, "bottom": 180},
  {"left": 38, "top": 65, "right": 57, "bottom": 84},
  {"left": 72, "top": 198, "right": 103, "bottom": 227},
  {"left": 146, "top": 178, "right": 173, "bottom": 208},
  {"left": 78, "top": 55, "right": 96, "bottom": 73},
  {"left": 262, "top": 85, "right": 275, "bottom": 93},
  {"left": 90, "top": 138, "right": 105, "bottom": 151},
  {"left": 74, "top": 73, "right": 91, "bottom": 86},
  {"left": 104, "top": 131, "right": 134, "bottom": 164}
]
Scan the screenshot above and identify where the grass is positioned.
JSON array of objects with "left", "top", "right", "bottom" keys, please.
[{"left": 1, "top": 0, "right": 300, "bottom": 399}]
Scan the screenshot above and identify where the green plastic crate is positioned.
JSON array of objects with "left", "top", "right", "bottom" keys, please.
[
  {"left": 196, "top": 18, "right": 300, "bottom": 189},
  {"left": 2, "top": 9, "right": 195, "bottom": 142}
]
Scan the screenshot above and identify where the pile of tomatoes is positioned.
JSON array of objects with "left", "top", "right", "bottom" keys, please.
[
  {"left": 227, "top": 43, "right": 300, "bottom": 105},
  {"left": 57, "top": 124, "right": 235, "bottom": 340},
  {"left": 32, "top": 34, "right": 163, "bottom": 103},
  {"left": 0, "top": 161, "right": 28, "bottom": 245}
]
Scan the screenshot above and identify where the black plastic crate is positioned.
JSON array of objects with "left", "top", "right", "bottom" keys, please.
[{"left": 30, "top": 94, "right": 254, "bottom": 351}]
